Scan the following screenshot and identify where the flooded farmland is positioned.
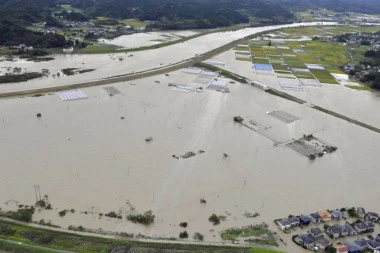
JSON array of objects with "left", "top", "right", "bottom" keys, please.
[{"left": 1, "top": 22, "right": 380, "bottom": 253}]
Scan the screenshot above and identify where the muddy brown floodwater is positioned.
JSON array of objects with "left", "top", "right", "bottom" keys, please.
[{"left": 1, "top": 22, "right": 379, "bottom": 253}]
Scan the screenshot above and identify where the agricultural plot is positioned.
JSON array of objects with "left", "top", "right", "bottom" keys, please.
[
  {"left": 233, "top": 46, "right": 250, "bottom": 52},
  {"left": 268, "top": 110, "right": 299, "bottom": 123},
  {"left": 310, "top": 69, "right": 339, "bottom": 84},
  {"left": 271, "top": 63, "right": 289, "bottom": 72},
  {"left": 247, "top": 39, "right": 344, "bottom": 86},
  {"left": 253, "top": 58, "right": 270, "bottom": 64}
]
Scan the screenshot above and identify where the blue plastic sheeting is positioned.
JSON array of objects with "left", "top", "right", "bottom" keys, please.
[{"left": 254, "top": 64, "right": 273, "bottom": 71}]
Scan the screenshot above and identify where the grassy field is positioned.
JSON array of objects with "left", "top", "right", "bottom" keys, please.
[
  {"left": 77, "top": 45, "right": 117, "bottom": 54},
  {"left": 345, "top": 85, "right": 371, "bottom": 91},
  {"left": 0, "top": 240, "right": 57, "bottom": 253},
  {"left": 119, "top": 19, "right": 149, "bottom": 28},
  {"left": 220, "top": 225, "right": 278, "bottom": 247},
  {"left": 0, "top": 220, "right": 283, "bottom": 253}
]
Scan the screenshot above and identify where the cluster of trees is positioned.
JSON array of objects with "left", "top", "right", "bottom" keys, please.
[
  {"left": 82, "top": 0, "right": 294, "bottom": 29},
  {"left": 360, "top": 49, "right": 380, "bottom": 90},
  {"left": 127, "top": 210, "right": 155, "bottom": 225},
  {"left": 0, "top": 0, "right": 70, "bottom": 48}
]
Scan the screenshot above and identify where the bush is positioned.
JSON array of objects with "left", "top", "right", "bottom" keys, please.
[
  {"left": 58, "top": 210, "right": 67, "bottom": 217},
  {"left": 127, "top": 210, "right": 155, "bottom": 225},
  {"left": 35, "top": 200, "right": 46, "bottom": 208},
  {"left": 348, "top": 207, "right": 359, "bottom": 218},
  {"left": 193, "top": 232, "right": 204, "bottom": 241},
  {"left": 208, "top": 214, "right": 226, "bottom": 225},
  {"left": 179, "top": 222, "right": 188, "bottom": 228},
  {"left": 105, "top": 211, "right": 118, "bottom": 218},
  {"left": 179, "top": 231, "right": 188, "bottom": 239}
]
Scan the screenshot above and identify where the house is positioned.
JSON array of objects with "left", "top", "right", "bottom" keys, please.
[
  {"left": 310, "top": 212, "right": 322, "bottom": 223},
  {"left": 353, "top": 221, "right": 368, "bottom": 234},
  {"left": 300, "top": 215, "right": 311, "bottom": 226},
  {"left": 326, "top": 225, "right": 349, "bottom": 239},
  {"left": 357, "top": 207, "right": 366, "bottom": 218},
  {"left": 344, "top": 223, "right": 357, "bottom": 236},
  {"left": 364, "top": 221, "right": 375, "bottom": 232},
  {"left": 310, "top": 227, "right": 324, "bottom": 238},
  {"left": 288, "top": 217, "right": 300, "bottom": 226},
  {"left": 277, "top": 219, "right": 291, "bottom": 230},
  {"left": 336, "top": 244, "right": 349, "bottom": 253},
  {"left": 366, "top": 212, "right": 379, "bottom": 222},
  {"left": 315, "top": 236, "right": 332, "bottom": 250},
  {"left": 332, "top": 210, "right": 343, "bottom": 220},
  {"left": 354, "top": 239, "right": 369, "bottom": 251},
  {"left": 299, "top": 233, "right": 315, "bottom": 249},
  {"left": 346, "top": 243, "right": 361, "bottom": 253},
  {"left": 319, "top": 210, "right": 332, "bottom": 222},
  {"left": 368, "top": 239, "right": 380, "bottom": 251}
]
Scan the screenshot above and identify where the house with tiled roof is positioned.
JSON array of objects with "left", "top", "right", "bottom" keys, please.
[
  {"left": 299, "top": 233, "right": 315, "bottom": 249},
  {"left": 310, "top": 227, "right": 324, "bottom": 238},
  {"left": 310, "top": 212, "right": 322, "bottom": 223},
  {"left": 319, "top": 210, "right": 332, "bottom": 222},
  {"left": 336, "top": 244, "right": 349, "bottom": 253},
  {"left": 315, "top": 236, "right": 332, "bottom": 250}
]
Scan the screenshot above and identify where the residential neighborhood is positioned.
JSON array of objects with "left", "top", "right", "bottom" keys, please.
[{"left": 276, "top": 207, "right": 380, "bottom": 252}]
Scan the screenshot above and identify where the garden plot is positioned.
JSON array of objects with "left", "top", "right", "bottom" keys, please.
[
  {"left": 244, "top": 116, "right": 271, "bottom": 131},
  {"left": 285, "top": 135, "right": 337, "bottom": 159},
  {"left": 181, "top": 67, "right": 202, "bottom": 74},
  {"left": 310, "top": 69, "right": 339, "bottom": 84},
  {"left": 194, "top": 70, "right": 217, "bottom": 84},
  {"left": 103, "top": 86, "right": 121, "bottom": 96},
  {"left": 292, "top": 68, "right": 310, "bottom": 73},
  {"left": 203, "top": 60, "right": 225, "bottom": 67},
  {"left": 299, "top": 78, "right": 322, "bottom": 87},
  {"left": 279, "top": 79, "right": 303, "bottom": 90},
  {"left": 293, "top": 49, "right": 306, "bottom": 54},
  {"left": 57, "top": 89, "right": 88, "bottom": 101},
  {"left": 305, "top": 63, "right": 325, "bottom": 70},
  {"left": 267, "top": 111, "right": 299, "bottom": 123},
  {"left": 207, "top": 80, "right": 229, "bottom": 92},
  {"left": 253, "top": 64, "right": 273, "bottom": 71}
]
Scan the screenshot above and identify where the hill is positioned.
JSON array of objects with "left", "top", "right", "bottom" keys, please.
[{"left": 272, "top": 0, "right": 380, "bottom": 14}]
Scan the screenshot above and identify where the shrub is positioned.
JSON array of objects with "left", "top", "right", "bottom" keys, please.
[
  {"left": 179, "top": 231, "right": 188, "bottom": 239},
  {"left": 348, "top": 207, "right": 359, "bottom": 218},
  {"left": 179, "top": 222, "right": 188, "bottom": 228},
  {"left": 105, "top": 211, "right": 118, "bottom": 218},
  {"left": 0, "top": 225, "right": 16, "bottom": 235},
  {"left": 58, "top": 210, "right": 67, "bottom": 217},
  {"left": 208, "top": 214, "right": 226, "bottom": 225},
  {"left": 193, "top": 232, "right": 204, "bottom": 241},
  {"left": 35, "top": 200, "right": 46, "bottom": 208}
]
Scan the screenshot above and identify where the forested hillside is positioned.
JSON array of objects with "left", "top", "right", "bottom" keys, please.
[{"left": 273, "top": 0, "right": 380, "bottom": 14}]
